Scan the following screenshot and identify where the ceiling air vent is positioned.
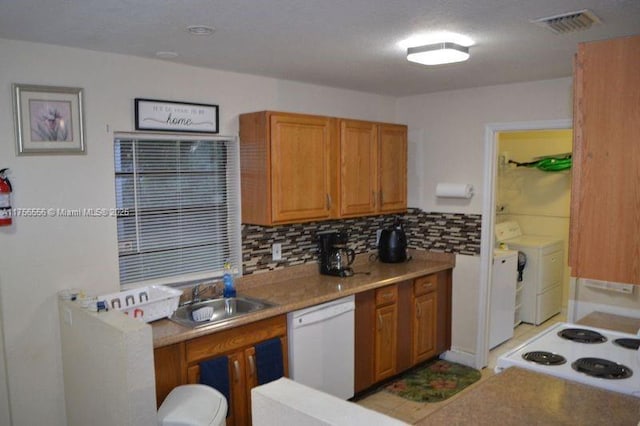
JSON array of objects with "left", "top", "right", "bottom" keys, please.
[{"left": 532, "top": 9, "right": 601, "bottom": 34}]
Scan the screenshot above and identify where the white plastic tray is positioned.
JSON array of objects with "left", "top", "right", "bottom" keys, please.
[{"left": 99, "top": 285, "right": 182, "bottom": 323}]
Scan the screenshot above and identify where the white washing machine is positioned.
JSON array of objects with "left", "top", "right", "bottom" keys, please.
[{"left": 495, "top": 221, "right": 564, "bottom": 325}]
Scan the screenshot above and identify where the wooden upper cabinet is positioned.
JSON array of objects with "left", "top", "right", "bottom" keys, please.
[
  {"left": 339, "top": 120, "right": 407, "bottom": 217},
  {"left": 378, "top": 124, "right": 408, "bottom": 213},
  {"left": 339, "top": 120, "right": 378, "bottom": 216},
  {"left": 570, "top": 35, "right": 640, "bottom": 285},
  {"left": 270, "top": 114, "right": 334, "bottom": 223},
  {"left": 240, "top": 111, "right": 406, "bottom": 225},
  {"left": 239, "top": 111, "right": 335, "bottom": 225}
]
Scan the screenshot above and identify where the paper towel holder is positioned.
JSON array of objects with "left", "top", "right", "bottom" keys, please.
[{"left": 435, "top": 183, "right": 474, "bottom": 199}]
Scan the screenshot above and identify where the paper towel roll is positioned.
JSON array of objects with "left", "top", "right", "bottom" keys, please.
[{"left": 436, "top": 183, "right": 474, "bottom": 199}]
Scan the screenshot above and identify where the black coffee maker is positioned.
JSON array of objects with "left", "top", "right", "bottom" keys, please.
[{"left": 318, "top": 230, "right": 356, "bottom": 277}]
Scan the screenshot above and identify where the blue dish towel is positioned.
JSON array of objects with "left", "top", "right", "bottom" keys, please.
[
  {"left": 255, "top": 338, "right": 284, "bottom": 385},
  {"left": 199, "top": 355, "right": 230, "bottom": 415}
]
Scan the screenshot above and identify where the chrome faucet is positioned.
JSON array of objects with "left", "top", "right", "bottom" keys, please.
[
  {"left": 191, "top": 284, "right": 204, "bottom": 304},
  {"left": 191, "top": 281, "right": 220, "bottom": 304}
]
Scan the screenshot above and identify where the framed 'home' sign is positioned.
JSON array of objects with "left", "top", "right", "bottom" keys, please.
[{"left": 134, "top": 98, "right": 219, "bottom": 133}]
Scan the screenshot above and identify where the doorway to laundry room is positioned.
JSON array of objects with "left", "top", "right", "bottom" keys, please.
[
  {"left": 496, "top": 129, "right": 573, "bottom": 314},
  {"left": 479, "top": 121, "right": 572, "bottom": 369},
  {"left": 488, "top": 128, "right": 573, "bottom": 364}
]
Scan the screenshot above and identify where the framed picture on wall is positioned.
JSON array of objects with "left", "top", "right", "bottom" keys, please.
[
  {"left": 134, "top": 98, "right": 219, "bottom": 133},
  {"left": 12, "top": 84, "right": 86, "bottom": 155}
]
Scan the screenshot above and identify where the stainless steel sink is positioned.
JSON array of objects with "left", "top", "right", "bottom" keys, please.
[{"left": 169, "top": 296, "right": 275, "bottom": 329}]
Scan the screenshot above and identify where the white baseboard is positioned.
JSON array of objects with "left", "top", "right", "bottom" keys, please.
[
  {"left": 440, "top": 349, "right": 480, "bottom": 369},
  {"left": 573, "top": 301, "right": 640, "bottom": 322}
]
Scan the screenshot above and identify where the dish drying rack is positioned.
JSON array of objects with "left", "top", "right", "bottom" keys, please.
[{"left": 99, "top": 285, "right": 182, "bottom": 323}]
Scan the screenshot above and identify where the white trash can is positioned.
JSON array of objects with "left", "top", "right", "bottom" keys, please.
[{"left": 158, "top": 384, "right": 227, "bottom": 426}]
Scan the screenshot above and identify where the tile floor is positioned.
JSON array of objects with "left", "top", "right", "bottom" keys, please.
[{"left": 355, "top": 313, "right": 566, "bottom": 424}]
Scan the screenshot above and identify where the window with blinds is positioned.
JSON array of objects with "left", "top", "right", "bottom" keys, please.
[{"left": 114, "top": 133, "right": 241, "bottom": 286}]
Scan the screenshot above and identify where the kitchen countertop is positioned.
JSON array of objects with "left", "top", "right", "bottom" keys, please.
[
  {"left": 417, "top": 367, "right": 640, "bottom": 426},
  {"left": 152, "top": 250, "right": 454, "bottom": 348},
  {"left": 577, "top": 311, "right": 640, "bottom": 334}
]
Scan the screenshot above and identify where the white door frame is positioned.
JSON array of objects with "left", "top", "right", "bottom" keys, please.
[{"left": 478, "top": 119, "right": 572, "bottom": 368}]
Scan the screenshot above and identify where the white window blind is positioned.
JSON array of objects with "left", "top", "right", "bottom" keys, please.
[{"left": 114, "top": 133, "right": 241, "bottom": 286}]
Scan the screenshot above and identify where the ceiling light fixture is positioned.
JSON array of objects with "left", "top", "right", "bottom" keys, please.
[
  {"left": 156, "top": 51, "right": 179, "bottom": 59},
  {"left": 407, "top": 42, "right": 470, "bottom": 66},
  {"left": 187, "top": 25, "right": 215, "bottom": 36},
  {"left": 399, "top": 32, "right": 474, "bottom": 50}
]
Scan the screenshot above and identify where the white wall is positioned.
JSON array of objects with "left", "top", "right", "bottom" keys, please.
[
  {"left": 0, "top": 282, "right": 11, "bottom": 426},
  {"left": 573, "top": 279, "right": 640, "bottom": 320},
  {"left": 0, "top": 38, "right": 396, "bottom": 426},
  {"left": 397, "top": 78, "right": 573, "bottom": 359},
  {"left": 252, "top": 378, "right": 406, "bottom": 426},
  {"left": 58, "top": 300, "right": 156, "bottom": 426},
  {"left": 497, "top": 130, "right": 572, "bottom": 219},
  {"left": 449, "top": 255, "right": 481, "bottom": 354},
  {"left": 398, "top": 78, "right": 573, "bottom": 215}
]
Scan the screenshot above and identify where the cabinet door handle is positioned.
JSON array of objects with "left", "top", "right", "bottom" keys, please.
[
  {"left": 233, "top": 359, "right": 241, "bottom": 383},
  {"left": 326, "top": 193, "right": 332, "bottom": 210},
  {"left": 372, "top": 191, "right": 376, "bottom": 208},
  {"left": 248, "top": 354, "right": 256, "bottom": 378},
  {"left": 380, "top": 190, "right": 383, "bottom": 206},
  {"left": 377, "top": 313, "right": 383, "bottom": 330},
  {"left": 417, "top": 303, "right": 421, "bottom": 318}
]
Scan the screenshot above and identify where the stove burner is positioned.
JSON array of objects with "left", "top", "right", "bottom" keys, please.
[
  {"left": 558, "top": 328, "right": 607, "bottom": 343},
  {"left": 572, "top": 357, "right": 633, "bottom": 380},
  {"left": 613, "top": 338, "right": 640, "bottom": 350},
  {"left": 522, "top": 351, "right": 566, "bottom": 365}
]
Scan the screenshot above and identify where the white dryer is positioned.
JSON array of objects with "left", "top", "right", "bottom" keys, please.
[{"left": 495, "top": 221, "right": 564, "bottom": 325}]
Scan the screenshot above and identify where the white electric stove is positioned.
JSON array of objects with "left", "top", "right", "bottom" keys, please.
[{"left": 496, "top": 322, "right": 640, "bottom": 397}]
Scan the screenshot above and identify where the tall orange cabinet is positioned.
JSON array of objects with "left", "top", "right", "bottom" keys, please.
[{"left": 569, "top": 35, "right": 640, "bottom": 285}]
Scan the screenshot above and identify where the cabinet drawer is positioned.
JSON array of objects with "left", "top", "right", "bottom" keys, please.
[
  {"left": 186, "top": 315, "right": 286, "bottom": 363},
  {"left": 375, "top": 285, "right": 397, "bottom": 306},
  {"left": 414, "top": 274, "right": 437, "bottom": 296},
  {"left": 541, "top": 251, "right": 564, "bottom": 291}
]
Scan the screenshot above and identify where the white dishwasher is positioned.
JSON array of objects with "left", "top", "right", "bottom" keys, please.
[{"left": 287, "top": 295, "right": 355, "bottom": 400}]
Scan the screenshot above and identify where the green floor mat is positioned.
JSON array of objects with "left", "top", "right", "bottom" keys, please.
[{"left": 384, "top": 359, "right": 481, "bottom": 403}]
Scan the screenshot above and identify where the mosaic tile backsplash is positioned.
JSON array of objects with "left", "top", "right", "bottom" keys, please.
[{"left": 241, "top": 208, "right": 481, "bottom": 275}]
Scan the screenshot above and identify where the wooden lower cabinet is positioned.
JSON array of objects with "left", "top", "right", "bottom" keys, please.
[
  {"left": 412, "top": 273, "right": 438, "bottom": 364},
  {"left": 412, "top": 291, "right": 437, "bottom": 364},
  {"left": 154, "top": 315, "right": 288, "bottom": 426},
  {"left": 154, "top": 344, "right": 186, "bottom": 406},
  {"left": 374, "top": 303, "right": 398, "bottom": 382},
  {"left": 355, "top": 269, "right": 452, "bottom": 394}
]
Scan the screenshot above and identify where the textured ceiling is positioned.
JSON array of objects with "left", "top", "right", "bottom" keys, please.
[{"left": 1, "top": 0, "right": 639, "bottom": 96}]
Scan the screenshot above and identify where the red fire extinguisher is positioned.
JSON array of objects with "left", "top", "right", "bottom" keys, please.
[{"left": 0, "top": 168, "right": 12, "bottom": 226}]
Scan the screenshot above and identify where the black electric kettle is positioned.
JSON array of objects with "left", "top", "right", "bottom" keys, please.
[{"left": 378, "top": 218, "right": 408, "bottom": 263}]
